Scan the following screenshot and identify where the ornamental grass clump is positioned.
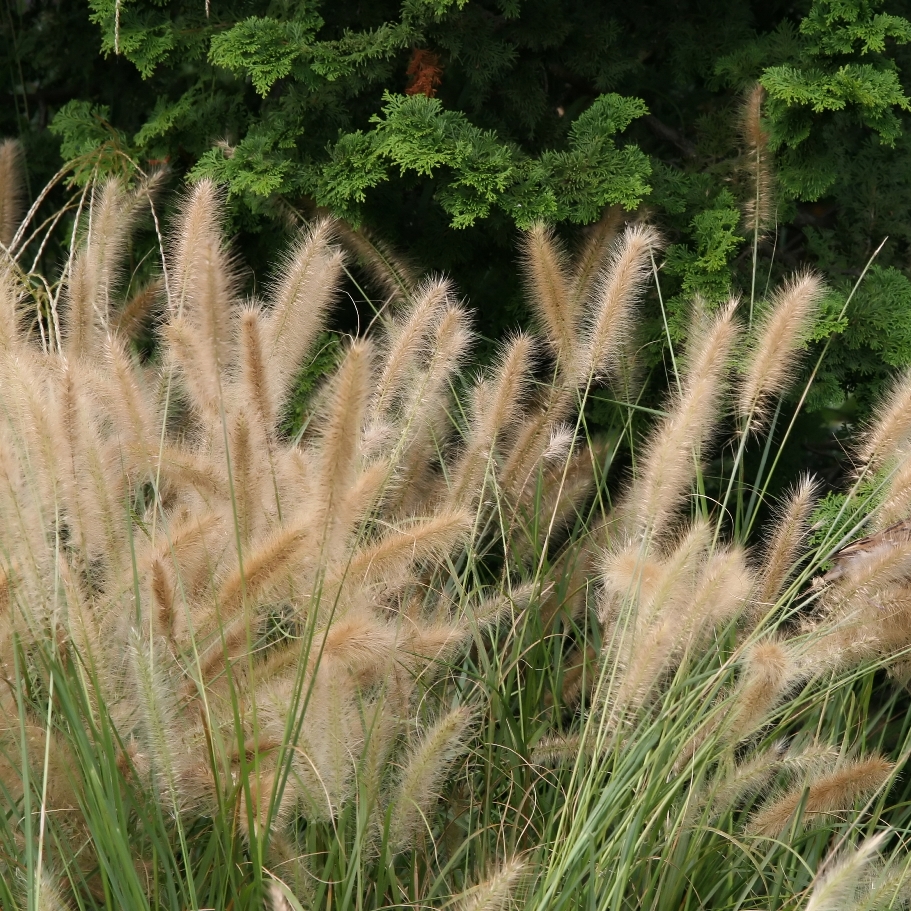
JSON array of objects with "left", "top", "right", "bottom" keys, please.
[{"left": 4, "top": 151, "right": 911, "bottom": 910}]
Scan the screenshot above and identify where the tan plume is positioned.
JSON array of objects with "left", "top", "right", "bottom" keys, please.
[
  {"left": 738, "top": 271, "right": 824, "bottom": 428},
  {"left": 0, "top": 139, "right": 24, "bottom": 249},
  {"left": 264, "top": 218, "right": 343, "bottom": 412},
  {"left": 622, "top": 298, "right": 738, "bottom": 537},
  {"left": 755, "top": 474, "right": 818, "bottom": 608},
  {"left": 522, "top": 223, "right": 574, "bottom": 365},
  {"left": 454, "top": 856, "right": 529, "bottom": 911},
  {"left": 860, "top": 368, "right": 911, "bottom": 469},
  {"left": 740, "top": 84, "right": 775, "bottom": 236},
  {"left": 748, "top": 754, "right": 894, "bottom": 837},
  {"left": 576, "top": 224, "right": 658, "bottom": 384},
  {"left": 387, "top": 706, "right": 476, "bottom": 853},
  {"left": 569, "top": 205, "right": 625, "bottom": 309}
]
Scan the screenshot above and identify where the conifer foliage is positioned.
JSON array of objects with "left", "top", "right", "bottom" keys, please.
[{"left": 9, "top": 1, "right": 911, "bottom": 415}]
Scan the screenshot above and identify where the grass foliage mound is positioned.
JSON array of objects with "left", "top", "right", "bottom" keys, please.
[{"left": 2, "top": 145, "right": 911, "bottom": 909}]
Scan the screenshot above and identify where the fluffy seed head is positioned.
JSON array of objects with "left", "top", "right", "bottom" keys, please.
[
  {"left": 0, "top": 139, "right": 24, "bottom": 248},
  {"left": 740, "top": 84, "right": 775, "bottom": 235},
  {"left": 388, "top": 706, "right": 476, "bottom": 853},
  {"left": 455, "top": 856, "right": 530, "bottom": 911},
  {"left": 804, "top": 832, "right": 890, "bottom": 911},
  {"left": 738, "top": 271, "right": 825, "bottom": 428},
  {"left": 623, "top": 298, "right": 738, "bottom": 538},
  {"left": 755, "top": 474, "right": 818, "bottom": 609},
  {"left": 575, "top": 224, "right": 658, "bottom": 385},
  {"left": 748, "top": 754, "right": 894, "bottom": 837},
  {"left": 264, "top": 218, "right": 343, "bottom": 412},
  {"left": 522, "top": 223, "right": 574, "bottom": 365},
  {"left": 860, "top": 369, "right": 911, "bottom": 469}
]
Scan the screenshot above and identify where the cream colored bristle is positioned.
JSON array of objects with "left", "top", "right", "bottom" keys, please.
[
  {"left": 622, "top": 298, "right": 738, "bottom": 538},
  {"left": 387, "top": 706, "right": 475, "bottom": 853},
  {"left": 738, "top": 271, "right": 825, "bottom": 429},
  {"left": 860, "top": 368, "right": 911, "bottom": 469},
  {"left": 755, "top": 474, "right": 818, "bottom": 609},
  {"left": 575, "top": 224, "right": 658, "bottom": 385},
  {"left": 264, "top": 218, "right": 342, "bottom": 412},
  {"left": 522, "top": 223, "right": 574, "bottom": 364}
]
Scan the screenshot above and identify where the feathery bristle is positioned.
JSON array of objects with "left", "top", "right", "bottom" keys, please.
[
  {"left": 217, "top": 523, "right": 312, "bottom": 614},
  {"left": 0, "top": 139, "right": 24, "bottom": 249},
  {"left": 264, "top": 880, "right": 297, "bottom": 911},
  {"left": 163, "top": 315, "right": 222, "bottom": 419},
  {"left": 756, "top": 475, "right": 818, "bottom": 608},
  {"left": 804, "top": 832, "right": 890, "bottom": 911},
  {"left": 103, "top": 335, "right": 159, "bottom": 475},
  {"left": 569, "top": 205, "right": 625, "bottom": 309},
  {"left": 388, "top": 706, "right": 475, "bottom": 853},
  {"left": 499, "top": 389, "right": 574, "bottom": 503},
  {"left": 700, "top": 741, "right": 837, "bottom": 821},
  {"left": 342, "top": 510, "right": 470, "bottom": 585},
  {"left": 740, "top": 84, "right": 775, "bottom": 236},
  {"left": 454, "top": 856, "right": 529, "bottom": 911},
  {"left": 227, "top": 410, "right": 263, "bottom": 544},
  {"left": 403, "top": 621, "right": 470, "bottom": 673},
  {"left": 130, "top": 628, "right": 183, "bottom": 799},
  {"left": 239, "top": 306, "right": 276, "bottom": 433},
  {"left": 312, "top": 339, "right": 372, "bottom": 543},
  {"left": 478, "top": 332, "right": 535, "bottom": 442},
  {"left": 726, "top": 639, "right": 798, "bottom": 743},
  {"left": 622, "top": 299, "right": 738, "bottom": 538},
  {"left": 334, "top": 218, "right": 417, "bottom": 303},
  {"left": 532, "top": 732, "right": 585, "bottom": 766},
  {"left": 448, "top": 333, "right": 535, "bottom": 506},
  {"left": 827, "top": 539, "right": 911, "bottom": 607},
  {"left": 516, "top": 441, "right": 603, "bottom": 543},
  {"left": 378, "top": 303, "right": 473, "bottom": 509},
  {"left": 738, "top": 271, "right": 824, "bottom": 428},
  {"left": 575, "top": 224, "right": 658, "bottom": 384},
  {"left": 698, "top": 743, "right": 788, "bottom": 820},
  {"left": 157, "top": 442, "right": 227, "bottom": 497},
  {"left": 150, "top": 558, "right": 175, "bottom": 640},
  {"left": 687, "top": 545, "right": 752, "bottom": 632},
  {"left": 603, "top": 521, "right": 713, "bottom": 716},
  {"left": 522, "top": 223, "right": 575, "bottom": 364},
  {"left": 748, "top": 754, "right": 894, "bottom": 837},
  {"left": 167, "top": 180, "right": 236, "bottom": 409},
  {"left": 874, "top": 447, "right": 911, "bottom": 530},
  {"left": 113, "top": 276, "right": 162, "bottom": 340},
  {"left": 66, "top": 178, "right": 144, "bottom": 359},
  {"left": 373, "top": 276, "right": 452, "bottom": 415},
  {"left": 318, "top": 613, "right": 397, "bottom": 682},
  {"left": 860, "top": 369, "right": 911, "bottom": 469},
  {"left": 264, "top": 218, "right": 343, "bottom": 412},
  {"left": 55, "top": 361, "right": 125, "bottom": 564},
  {"left": 0, "top": 263, "right": 24, "bottom": 351},
  {"left": 34, "top": 869, "right": 73, "bottom": 911}
]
